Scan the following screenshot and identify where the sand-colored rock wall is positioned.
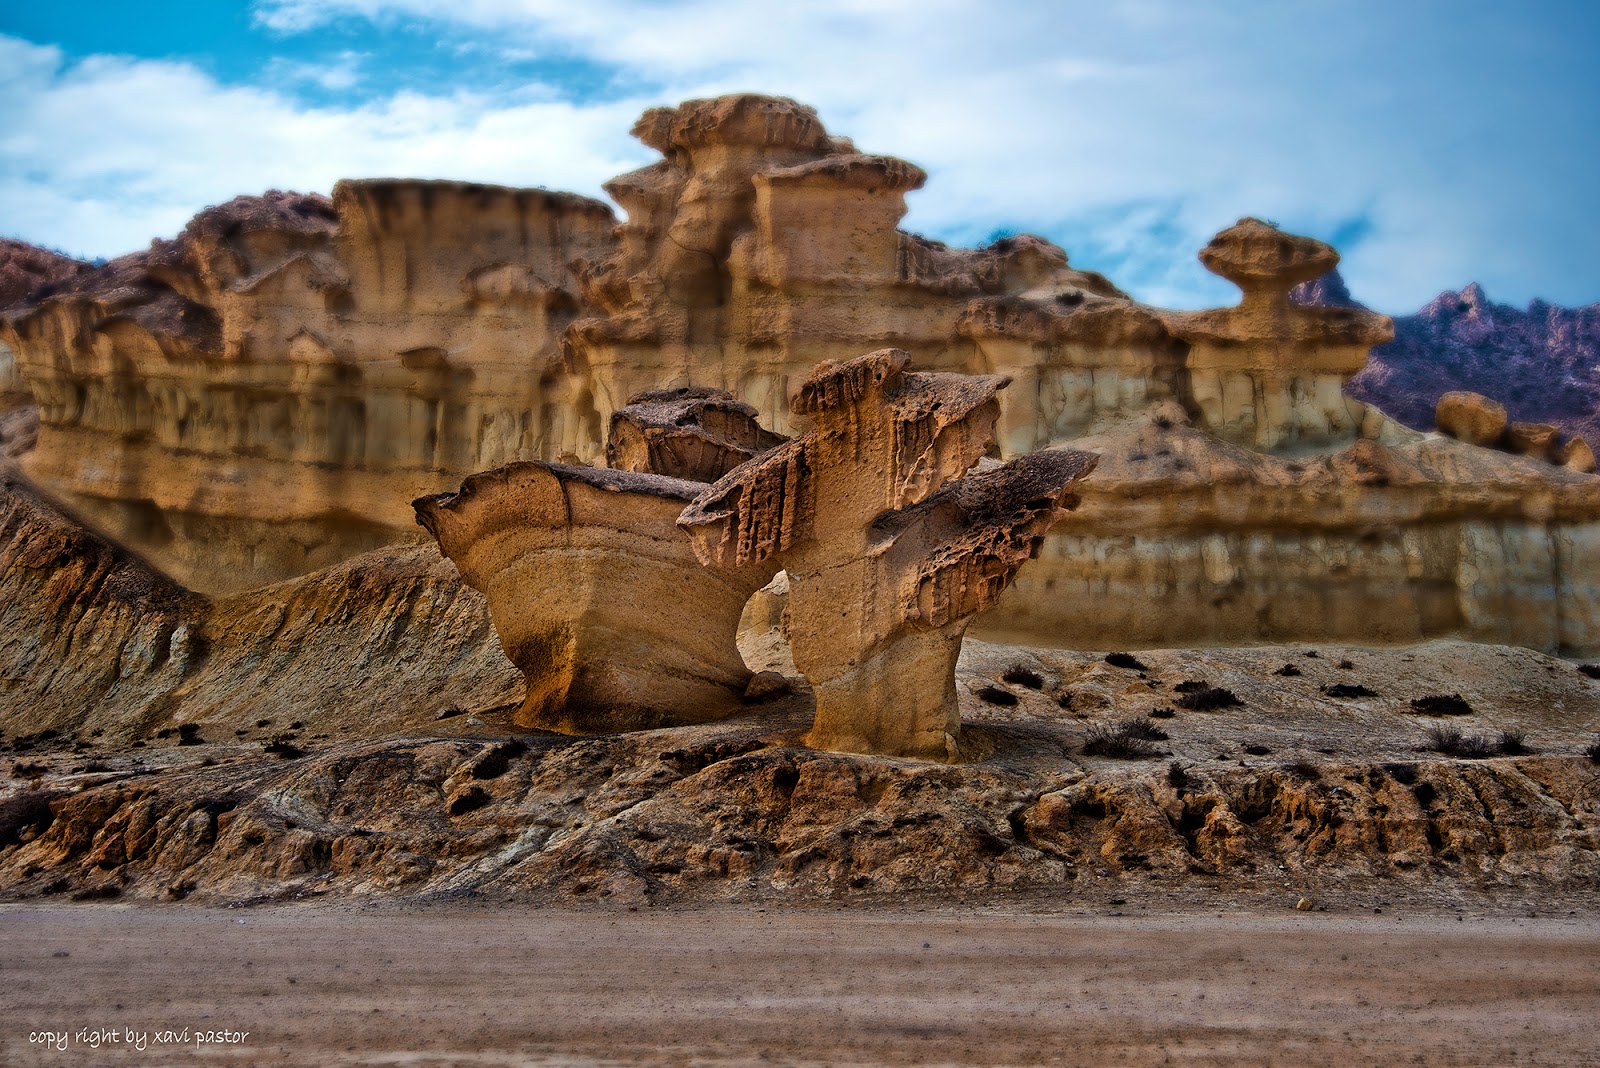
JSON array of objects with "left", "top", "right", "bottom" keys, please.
[
  {"left": 4, "top": 93, "right": 1598, "bottom": 655},
  {"left": 4, "top": 186, "right": 615, "bottom": 592}
]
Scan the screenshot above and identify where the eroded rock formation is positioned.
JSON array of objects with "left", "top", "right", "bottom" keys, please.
[
  {"left": 680, "top": 350, "right": 1096, "bottom": 759},
  {"left": 4, "top": 94, "right": 1597, "bottom": 655},
  {"left": 415, "top": 389, "right": 783, "bottom": 734},
  {"left": 1, "top": 187, "right": 615, "bottom": 593}
]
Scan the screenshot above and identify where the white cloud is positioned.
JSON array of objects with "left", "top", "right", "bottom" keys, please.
[
  {"left": 6, "top": 1, "right": 1600, "bottom": 312},
  {"left": 0, "top": 35, "right": 651, "bottom": 260}
]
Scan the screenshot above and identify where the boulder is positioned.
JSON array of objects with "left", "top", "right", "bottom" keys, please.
[{"left": 1435, "top": 391, "right": 1508, "bottom": 447}]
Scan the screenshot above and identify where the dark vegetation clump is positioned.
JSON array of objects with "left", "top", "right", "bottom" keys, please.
[
  {"left": 1410, "top": 694, "right": 1474, "bottom": 716},
  {"left": 1272, "top": 663, "right": 1302, "bottom": 677},
  {"left": 176, "top": 723, "right": 203, "bottom": 746},
  {"left": 1104, "top": 652, "right": 1149, "bottom": 671},
  {"left": 1148, "top": 706, "right": 1176, "bottom": 719},
  {"left": 1174, "top": 686, "right": 1242, "bottom": 711},
  {"left": 1577, "top": 665, "right": 1600, "bottom": 680},
  {"left": 1383, "top": 762, "right": 1418, "bottom": 785},
  {"left": 1001, "top": 665, "right": 1044, "bottom": 690},
  {"left": 976, "top": 685, "right": 1019, "bottom": 707},
  {"left": 261, "top": 732, "right": 303, "bottom": 759},
  {"left": 1424, "top": 725, "right": 1494, "bottom": 759},
  {"left": 1120, "top": 718, "right": 1168, "bottom": 741},
  {"left": 1586, "top": 737, "right": 1600, "bottom": 764},
  {"left": 1173, "top": 680, "right": 1208, "bottom": 693},
  {"left": 1285, "top": 760, "right": 1321, "bottom": 780},
  {"left": 1322, "top": 683, "right": 1376, "bottom": 699},
  {"left": 1336, "top": 659, "right": 1354, "bottom": 670},
  {"left": 1166, "top": 761, "right": 1189, "bottom": 789},
  {"left": 1495, "top": 731, "right": 1531, "bottom": 756},
  {"left": 1083, "top": 720, "right": 1165, "bottom": 759}
]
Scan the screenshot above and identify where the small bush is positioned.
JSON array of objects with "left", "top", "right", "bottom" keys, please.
[
  {"left": 976, "top": 685, "right": 1019, "bottom": 707},
  {"left": 1586, "top": 737, "right": 1600, "bottom": 763},
  {"left": 1175, "top": 686, "right": 1242, "bottom": 711},
  {"left": 1104, "top": 652, "right": 1148, "bottom": 671},
  {"left": 1166, "top": 761, "right": 1189, "bottom": 788},
  {"left": 1495, "top": 731, "right": 1531, "bottom": 756},
  {"left": 1410, "top": 694, "right": 1474, "bottom": 716},
  {"left": 1322, "top": 683, "right": 1376, "bottom": 699},
  {"left": 1272, "top": 663, "right": 1302, "bottom": 677},
  {"left": 261, "top": 732, "right": 303, "bottom": 759},
  {"left": 1120, "top": 718, "right": 1168, "bottom": 741},
  {"left": 1001, "top": 665, "right": 1044, "bottom": 690},
  {"left": 1173, "top": 680, "right": 1208, "bottom": 694},
  {"left": 1337, "top": 659, "right": 1354, "bottom": 670},
  {"left": 1148, "top": 706, "right": 1176, "bottom": 719},
  {"left": 1425, "top": 725, "right": 1494, "bottom": 759},
  {"left": 1285, "top": 760, "right": 1321, "bottom": 780},
  {"left": 1083, "top": 721, "right": 1164, "bottom": 759},
  {"left": 177, "top": 724, "right": 204, "bottom": 746}
]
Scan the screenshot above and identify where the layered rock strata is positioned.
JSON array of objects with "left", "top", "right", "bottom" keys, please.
[
  {"left": 680, "top": 350, "right": 1096, "bottom": 760},
  {"left": 5, "top": 94, "right": 1598, "bottom": 655},
  {"left": 0, "top": 465, "right": 518, "bottom": 741},
  {"left": 415, "top": 389, "right": 784, "bottom": 733},
  {"left": 2, "top": 186, "right": 615, "bottom": 593}
]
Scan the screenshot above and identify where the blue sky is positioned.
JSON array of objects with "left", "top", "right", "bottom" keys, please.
[{"left": 1, "top": 0, "right": 1597, "bottom": 313}]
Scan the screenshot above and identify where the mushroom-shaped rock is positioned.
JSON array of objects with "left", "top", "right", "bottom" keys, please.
[
  {"left": 678, "top": 349, "right": 1097, "bottom": 761},
  {"left": 414, "top": 462, "right": 778, "bottom": 734},
  {"left": 1163, "top": 219, "right": 1394, "bottom": 452},
  {"left": 607, "top": 387, "right": 789, "bottom": 484},
  {"left": 1435, "top": 390, "right": 1508, "bottom": 448}
]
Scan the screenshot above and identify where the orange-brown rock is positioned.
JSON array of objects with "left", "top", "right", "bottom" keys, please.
[
  {"left": 1564, "top": 435, "right": 1597, "bottom": 474},
  {"left": 606, "top": 387, "right": 787, "bottom": 483},
  {"left": 680, "top": 350, "right": 1096, "bottom": 760},
  {"left": 1435, "top": 390, "right": 1509, "bottom": 447},
  {"left": 1505, "top": 421, "right": 1561, "bottom": 462},
  {"left": 414, "top": 460, "right": 778, "bottom": 734}
]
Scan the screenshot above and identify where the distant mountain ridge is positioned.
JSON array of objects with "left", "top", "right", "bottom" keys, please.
[{"left": 1293, "top": 270, "right": 1600, "bottom": 442}]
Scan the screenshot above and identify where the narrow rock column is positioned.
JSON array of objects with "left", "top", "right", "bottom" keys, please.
[{"left": 680, "top": 349, "right": 1096, "bottom": 760}]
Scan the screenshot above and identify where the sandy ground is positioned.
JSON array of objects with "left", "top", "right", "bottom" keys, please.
[{"left": 1, "top": 903, "right": 1596, "bottom": 1067}]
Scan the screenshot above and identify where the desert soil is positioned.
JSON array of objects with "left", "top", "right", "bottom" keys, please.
[{"left": 1, "top": 902, "right": 1596, "bottom": 1067}]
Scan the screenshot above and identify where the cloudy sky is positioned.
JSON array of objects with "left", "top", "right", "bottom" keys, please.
[{"left": 1, "top": 1, "right": 1596, "bottom": 312}]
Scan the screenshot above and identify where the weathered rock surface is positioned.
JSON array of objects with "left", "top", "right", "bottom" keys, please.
[
  {"left": 5, "top": 96, "right": 1599, "bottom": 658},
  {"left": 682, "top": 350, "right": 1095, "bottom": 759},
  {"left": 414, "top": 460, "right": 778, "bottom": 734},
  {"left": 3, "top": 638, "right": 1596, "bottom": 907},
  {"left": 1, "top": 186, "right": 616, "bottom": 593},
  {"left": 0, "top": 464, "right": 518, "bottom": 744},
  {"left": 1435, "top": 390, "right": 1509, "bottom": 448},
  {"left": 606, "top": 386, "right": 788, "bottom": 483}
]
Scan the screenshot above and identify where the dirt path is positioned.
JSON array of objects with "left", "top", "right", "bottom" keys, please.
[{"left": 1, "top": 903, "right": 1596, "bottom": 1066}]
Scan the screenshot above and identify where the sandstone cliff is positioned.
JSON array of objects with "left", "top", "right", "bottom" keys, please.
[
  {"left": 4, "top": 94, "right": 1598, "bottom": 656},
  {"left": 2, "top": 187, "right": 615, "bottom": 593}
]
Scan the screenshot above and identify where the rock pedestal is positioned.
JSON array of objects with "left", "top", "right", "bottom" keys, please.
[{"left": 680, "top": 349, "right": 1096, "bottom": 760}]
